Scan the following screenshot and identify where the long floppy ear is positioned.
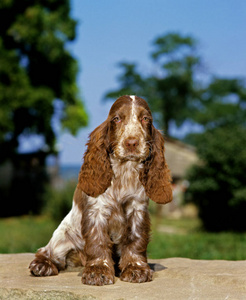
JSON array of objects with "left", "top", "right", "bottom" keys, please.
[
  {"left": 78, "top": 120, "right": 113, "bottom": 197},
  {"left": 139, "top": 128, "right": 172, "bottom": 204}
]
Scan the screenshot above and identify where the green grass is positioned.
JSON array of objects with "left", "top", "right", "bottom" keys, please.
[
  {"left": 148, "top": 216, "right": 246, "bottom": 260},
  {"left": 0, "top": 215, "right": 57, "bottom": 253},
  {"left": 0, "top": 215, "right": 245, "bottom": 260}
]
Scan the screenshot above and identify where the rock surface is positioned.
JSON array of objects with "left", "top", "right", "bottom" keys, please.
[{"left": 0, "top": 253, "right": 245, "bottom": 299}]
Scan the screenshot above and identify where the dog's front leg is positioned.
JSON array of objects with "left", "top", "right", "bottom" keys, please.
[
  {"left": 119, "top": 208, "right": 153, "bottom": 283},
  {"left": 81, "top": 197, "right": 115, "bottom": 286}
]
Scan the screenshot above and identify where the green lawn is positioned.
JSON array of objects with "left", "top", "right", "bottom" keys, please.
[
  {"left": 0, "top": 215, "right": 245, "bottom": 260},
  {"left": 148, "top": 217, "right": 246, "bottom": 260},
  {"left": 0, "top": 216, "right": 57, "bottom": 253}
]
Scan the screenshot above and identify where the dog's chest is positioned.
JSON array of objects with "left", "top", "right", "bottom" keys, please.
[
  {"left": 109, "top": 160, "right": 145, "bottom": 200},
  {"left": 105, "top": 160, "right": 148, "bottom": 244}
]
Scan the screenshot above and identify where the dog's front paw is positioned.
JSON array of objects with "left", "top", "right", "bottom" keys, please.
[
  {"left": 120, "top": 263, "right": 153, "bottom": 283},
  {"left": 82, "top": 265, "right": 114, "bottom": 286},
  {"left": 29, "top": 256, "right": 58, "bottom": 276}
]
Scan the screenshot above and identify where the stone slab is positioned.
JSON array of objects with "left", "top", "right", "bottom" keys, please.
[{"left": 0, "top": 253, "right": 245, "bottom": 299}]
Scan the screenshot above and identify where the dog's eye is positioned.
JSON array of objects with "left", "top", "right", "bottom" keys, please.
[
  {"left": 142, "top": 116, "right": 149, "bottom": 123},
  {"left": 113, "top": 116, "right": 121, "bottom": 123}
]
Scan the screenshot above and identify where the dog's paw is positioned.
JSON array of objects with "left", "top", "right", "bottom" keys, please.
[
  {"left": 82, "top": 265, "right": 114, "bottom": 286},
  {"left": 29, "top": 256, "right": 59, "bottom": 276},
  {"left": 120, "top": 263, "right": 153, "bottom": 283}
]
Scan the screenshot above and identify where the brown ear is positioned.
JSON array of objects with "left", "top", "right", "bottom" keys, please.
[
  {"left": 78, "top": 120, "right": 113, "bottom": 197},
  {"left": 139, "top": 128, "right": 172, "bottom": 204}
]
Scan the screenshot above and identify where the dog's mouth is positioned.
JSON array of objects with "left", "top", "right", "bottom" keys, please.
[
  {"left": 124, "top": 154, "right": 142, "bottom": 161},
  {"left": 113, "top": 146, "right": 151, "bottom": 163}
]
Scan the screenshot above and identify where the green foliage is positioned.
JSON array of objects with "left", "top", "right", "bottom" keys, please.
[
  {"left": 0, "top": 0, "right": 88, "bottom": 159},
  {"left": 105, "top": 32, "right": 246, "bottom": 139},
  {"left": 185, "top": 126, "right": 246, "bottom": 231},
  {"left": 42, "top": 180, "right": 75, "bottom": 221},
  {"left": 192, "top": 77, "right": 246, "bottom": 130},
  {"left": 63, "top": 103, "right": 89, "bottom": 135},
  {"left": 106, "top": 62, "right": 146, "bottom": 99},
  {"left": 105, "top": 32, "right": 202, "bottom": 135},
  {"left": 151, "top": 33, "right": 197, "bottom": 59}
]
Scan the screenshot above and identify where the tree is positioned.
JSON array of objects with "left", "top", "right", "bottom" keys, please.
[
  {"left": 0, "top": 0, "right": 88, "bottom": 161},
  {"left": 0, "top": 0, "right": 87, "bottom": 216},
  {"left": 185, "top": 125, "right": 246, "bottom": 232},
  {"left": 105, "top": 32, "right": 202, "bottom": 136},
  {"left": 184, "top": 78, "right": 246, "bottom": 231},
  {"left": 191, "top": 77, "right": 246, "bottom": 129},
  {"left": 106, "top": 32, "right": 246, "bottom": 137},
  {"left": 184, "top": 77, "right": 246, "bottom": 144}
]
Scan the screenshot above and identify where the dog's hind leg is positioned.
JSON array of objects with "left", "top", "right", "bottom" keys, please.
[{"left": 29, "top": 200, "right": 84, "bottom": 276}]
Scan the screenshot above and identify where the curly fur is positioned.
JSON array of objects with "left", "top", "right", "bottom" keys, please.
[
  {"left": 78, "top": 120, "right": 113, "bottom": 197},
  {"left": 139, "top": 127, "right": 172, "bottom": 204},
  {"left": 79, "top": 95, "right": 172, "bottom": 203},
  {"left": 29, "top": 95, "right": 172, "bottom": 286}
]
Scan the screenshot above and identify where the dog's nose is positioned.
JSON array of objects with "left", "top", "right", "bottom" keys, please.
[{"left": 125, "top": 138, "right": 139, "bottom": 152}]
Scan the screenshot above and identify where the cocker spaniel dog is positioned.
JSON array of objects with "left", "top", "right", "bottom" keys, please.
[{"left": 29, "top": 95, "right": 172, "bottom": 285}]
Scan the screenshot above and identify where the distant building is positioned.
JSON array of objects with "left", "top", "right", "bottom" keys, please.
[
  {"left": 162, "top": 137, "right": 199, "bottom": 218},
  {"left": 165, "top": 137, "right": 199, "bottom": 182}
]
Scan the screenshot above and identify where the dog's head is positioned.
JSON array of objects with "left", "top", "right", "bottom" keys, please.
[{"left": 78, "top": 95, "right": 172, "bottom": 204}]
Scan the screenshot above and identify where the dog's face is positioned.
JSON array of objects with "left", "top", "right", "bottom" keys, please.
[
  {"left": 107, "top": 95, "right": 153, "bottom": 162},
  {"left": 79, "top": 95, "right": 172, "bottom": 204}
]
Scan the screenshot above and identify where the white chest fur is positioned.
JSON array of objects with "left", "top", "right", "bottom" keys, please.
[
  {"left": 110, "top": 158, "right": 147, "bottom": 201},
  {"left": 86, "top": 158, "right": 149, "bottom": 245}
]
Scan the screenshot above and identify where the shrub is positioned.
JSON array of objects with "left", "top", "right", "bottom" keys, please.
[
  {"left": 185, "top": 126, "right": 246, "bottom": 232},
  {"left": 42, "top": 180, "right": 76, "bottom": 221}
]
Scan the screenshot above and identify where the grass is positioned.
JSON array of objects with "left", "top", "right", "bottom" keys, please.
[
  {"left": 0, "top": 215, "right": 245, "bottom": 260},
  {"left": 0, "top": 215, "right": 57, "bottom": 253},
  {"left": 148, "top": 216, "right": 246, "bottom": 260}
]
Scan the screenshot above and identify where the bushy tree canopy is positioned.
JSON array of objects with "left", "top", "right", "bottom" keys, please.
[
  {"left": 191, "top": 78, "right": 246, "bottom": 129},
  {"left": 105, "top": 32, "right": 202, "bottom": 135},
  {"left": 185, "top": 126, "right": 246, "bottom": 231},
  {"left": 105, "top": 32, "right": 246, "bottom": 139},
  {"left": 0, "top": 0, "right": 87, "bottom": 161}
]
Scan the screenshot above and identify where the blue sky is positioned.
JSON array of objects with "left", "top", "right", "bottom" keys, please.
[{"left": 55, "top": 0, "right": 246, "bottom": 164}]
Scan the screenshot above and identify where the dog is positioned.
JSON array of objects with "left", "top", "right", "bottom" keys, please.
[{"left": 29, "top": 95, "right": 172, "bottom": 285}]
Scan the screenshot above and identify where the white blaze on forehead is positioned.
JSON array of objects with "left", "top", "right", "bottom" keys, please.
[
  {"left": 115, "top": 95, "right": 148, "bottom": 158},
  {"left": 130, "top": 95, "right": 137, "bottom": 122}
]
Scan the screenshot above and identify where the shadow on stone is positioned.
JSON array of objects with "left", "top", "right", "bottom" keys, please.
[{"left": 149, "top": 263, "right": 167, "bottom": 272}]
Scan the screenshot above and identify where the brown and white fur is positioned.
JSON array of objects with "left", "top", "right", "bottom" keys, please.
[{"left": 29, "top": 95, "right": 172, "bottom": 285}]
